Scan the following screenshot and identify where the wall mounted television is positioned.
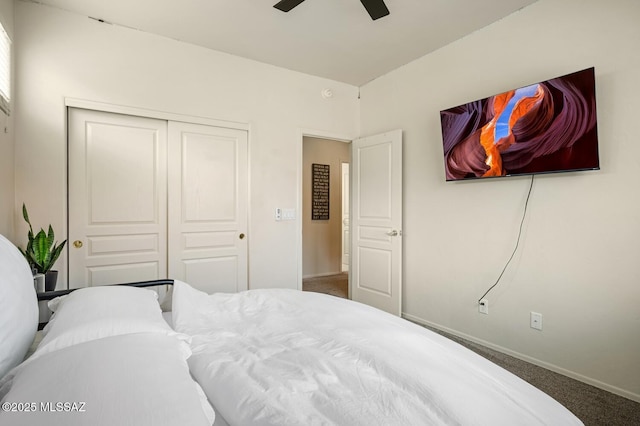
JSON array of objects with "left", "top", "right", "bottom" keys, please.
[{"left": 440, "top": 67, "right": 599, "bottom": 182}]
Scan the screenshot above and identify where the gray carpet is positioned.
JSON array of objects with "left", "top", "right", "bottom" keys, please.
[
  {"left": 427, "top": 327, "right": 640, "bottom": 426},
  {"left": 303, "top": 273, "right": 640, "bottom": 425},
  {"left": 302, "top": 273, "right": 348, "bottom": 298}
]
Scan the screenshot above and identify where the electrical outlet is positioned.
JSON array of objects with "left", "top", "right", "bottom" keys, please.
[
  {"left": 478, "top": 299, "right": 488, "bottom": 315},
  {"left": 530, "top": 312, "right": 543, "bottom": 330}
]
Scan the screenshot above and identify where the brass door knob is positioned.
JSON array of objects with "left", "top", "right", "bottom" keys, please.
[
  {"left": 239, "top": 233, "right": 245, "bottom": 240},
  {"left": 73, "top": 240, "right": 83, "bottom": 248}
]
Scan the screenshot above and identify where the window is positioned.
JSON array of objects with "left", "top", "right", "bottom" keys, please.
[{"left": 0, "top": 22, "right": 10, "bottom": 116}]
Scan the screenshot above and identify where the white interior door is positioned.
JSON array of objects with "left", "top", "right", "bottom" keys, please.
[
  {"left": 68, "top": 109, "right": 168, "bottom": 289},
  {"left": 341, "top": 162, "right": 350, "bottom": 272},
  {"left": 351, "top": 129, "right": 402, "bottom": 315},
  {"left": 168, "top": 122, "right": 248, "bottom": 294}
]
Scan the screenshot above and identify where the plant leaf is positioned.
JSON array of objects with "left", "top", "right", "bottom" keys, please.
[
  {"left": 24, "top": 251, "right": 38, "bottom": 269},
  {"left": 22, "top": 203, "right": 33, "bottom": 234},
  {"left": 33, "top": 229, "right": 52, "bottom": 273},
  {"left": 49, "top": 241, "right": 66, "bottom": 268},
  {"left": 47, "top": 225, "right": 55, "bottom": 250}
]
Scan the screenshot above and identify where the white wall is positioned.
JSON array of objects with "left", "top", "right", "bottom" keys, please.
[
  {"left": 13, "top": 2, "right": 358, "bottom": 289},
  {"left": 360, "top": 0, "right": 640, "bottom": 401},
  {"left": 0, "top": 0, "right": 13, "bottom": 240},
  {"left": 302, "top": 137, "right": 350, "bottom": 278}
]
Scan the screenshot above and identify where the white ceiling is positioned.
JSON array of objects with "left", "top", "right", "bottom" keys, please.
[{"left": 32, "top": 0, "right": 538, "bottom": 86}]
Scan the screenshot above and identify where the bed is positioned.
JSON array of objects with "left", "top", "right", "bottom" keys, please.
[
  {"left": 0, "top": 234, "right": 584, "bottom": 425},
  {"left": 0, "top": 234, "right": 215, "bottom": 426}
]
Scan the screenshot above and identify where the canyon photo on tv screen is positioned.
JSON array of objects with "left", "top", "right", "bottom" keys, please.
[{"left": 440, "top": 67, "right": 600, "bottom": 181}]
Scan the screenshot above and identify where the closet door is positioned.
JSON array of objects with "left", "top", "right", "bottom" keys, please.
[
  {"left": 168, "top": 122, "right": 249, "bottom": 293},
  {"left": 68, "top": 109, "right": 168, "bottom": 289}
]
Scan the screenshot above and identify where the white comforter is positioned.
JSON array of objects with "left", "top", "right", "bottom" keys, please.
[{"left": 173, "top": 281, "right": 583, "bottom": 426}]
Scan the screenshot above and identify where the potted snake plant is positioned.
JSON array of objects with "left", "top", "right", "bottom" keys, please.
[{"left": 19, "top": 203, "right": 67, "bottom": 291}]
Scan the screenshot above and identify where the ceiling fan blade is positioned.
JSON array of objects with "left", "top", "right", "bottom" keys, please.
[
  {"left": 360, "top": 0, "right": 390, "bottom": 20},
  {"left": 274, "top": 0, "right": 306, "bottom": 13}
]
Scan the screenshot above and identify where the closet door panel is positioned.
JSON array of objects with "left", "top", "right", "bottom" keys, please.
[
  {"left": 68, "top": 108, "right": 168, "bottom": 289},
  {"left": 168, "top": 122, "right": 249, "bottom": 294}
]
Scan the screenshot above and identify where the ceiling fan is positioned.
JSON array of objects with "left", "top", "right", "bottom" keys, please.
[{"left": 274, "top": 0, "right": 390, "bottom": 21}]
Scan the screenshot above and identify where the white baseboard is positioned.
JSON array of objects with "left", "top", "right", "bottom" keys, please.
[
  {"left": 302, "top": 271, "right": 346, "bottom": 280},
  {"left": 402, "top": 312, "right": 640, "bottom": 403}
]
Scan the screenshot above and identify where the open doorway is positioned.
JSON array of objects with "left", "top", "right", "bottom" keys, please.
[{"left": 301, "top": 136, "right": 351, "bottom": 299}]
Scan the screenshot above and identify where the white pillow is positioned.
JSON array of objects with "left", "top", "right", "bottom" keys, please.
[
  {"left": 34, "top": 285, "right": 188, "bottom": 359},
  {"left": 171, "top": 279, "right": 214, "bottom": 332},
  {"left": 0, "top": 235, "right": 38, "bottom": 380},
  {"left": 0, "top": 333, "right": 214, "bottom": 426}
]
